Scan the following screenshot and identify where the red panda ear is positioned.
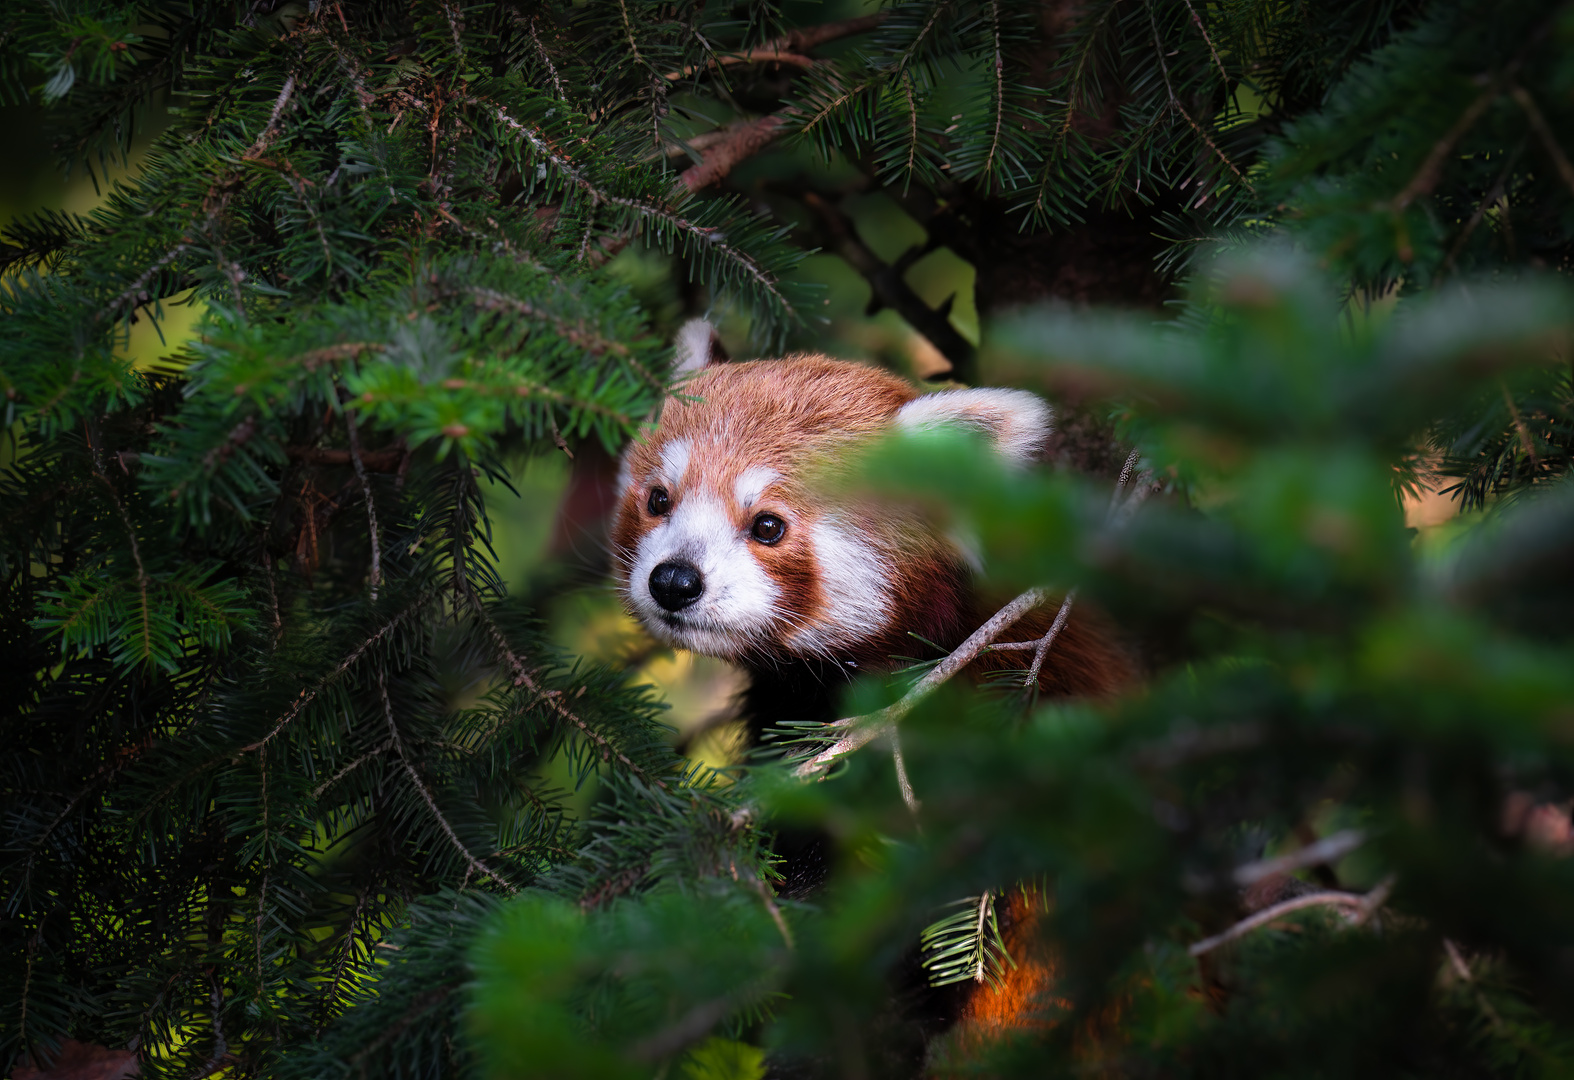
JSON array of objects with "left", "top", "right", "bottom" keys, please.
[
  {"left": 672, "top": 319, "right": 730, "bottom": 376},
  {"left": 894, "top": 388, "right": 1053, "bottom": 466}
]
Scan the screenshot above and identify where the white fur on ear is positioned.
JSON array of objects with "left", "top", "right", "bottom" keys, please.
[
  {"left": 894, "top": 388, "right": 1053, "bottom": 466},
  {"left": 672, "top": 318, "right": 727, "bottom": 376}
]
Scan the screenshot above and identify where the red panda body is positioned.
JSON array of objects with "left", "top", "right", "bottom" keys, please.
[
  {"left": 610, "top": 322, "right": 1132, "bottom": 708},
  {"left": 608, "top": 322, "right": 1134, "bottom": 1068}
]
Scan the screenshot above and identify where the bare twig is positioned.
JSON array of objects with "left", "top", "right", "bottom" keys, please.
[
  {"left": 1439, "top": 138, "right": 1525, "bottom": 277},
  {"left": 1510, "top": 84, "right": 1574, "bottom": 198},
  {"left": 1233, "top": 829, "right": 1366, "bottom": 887},
  {"left": 1390, "top": 87, "right": 1501, "bottom": 211},
  {"left": 1188, "top": 874, "right": 1395, "bottom": 956},
  {"left": 890, "top": 724, "right": 920, "bottom": 815},
  {"left": 678, "top": 114, "right": 785, "bottom": 191},
  {"left": 798, "top": 189, "right": 975, "bottom": 378},
  {"left": 751, "top": 877, "right": 795, "bottom": 950},
  {"left": 1023, "top": 591, "right": 1076, "bottom": 687},
  {"left": 343, "top": 409, "right": 380, "bottom": 601},
  {"left": 664, "top": 13, "right": 887, "bottom": 80},
  {"left": 793, "top": 588, "right": 1046, "bottom": 778}
]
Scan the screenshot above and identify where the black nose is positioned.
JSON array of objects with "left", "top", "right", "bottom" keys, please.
[{"left": 649, "top": 561, "right": 704, "bottom": 612}]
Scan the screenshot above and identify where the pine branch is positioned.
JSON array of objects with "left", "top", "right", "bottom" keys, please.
[
  {"left": 678, "top": 115, "right": 785, "bottom": 192},
  {"left": 792, "top": 588, "right": 1046, "bottom": 779},
  {"left": 1188, "top": 875, "right": 1397, "bottom": 957},
  {"left": 376, "top": 669, "right": 519, "bottom": 894}
]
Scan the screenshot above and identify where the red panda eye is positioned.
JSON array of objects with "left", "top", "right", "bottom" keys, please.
[
  {"left": 647, "top": 487, "right": 671, "bottom": 516},
  {"left": 750, "top": 513, "right": 785, "bottom": 545}
]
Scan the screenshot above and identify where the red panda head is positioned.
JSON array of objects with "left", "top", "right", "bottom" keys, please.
[{"left": 610, "top": 321, "right": 1052, "bottom": 667}]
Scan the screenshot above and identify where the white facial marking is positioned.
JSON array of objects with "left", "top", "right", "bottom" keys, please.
[
  {"left": 894, "top": 388, "right": 1052, "bottom": 466},
  {"left": 788, "top": 516, "right": 892, "bottom": 656},
  {"left": 660, "top": 439, "right": 692, "bottom": 487},
  {"left": 734, "top": 466, "right": 779, "bottom": 510},
  {"left": 626, "top": 493, "right": 779, "bottom": 659}
]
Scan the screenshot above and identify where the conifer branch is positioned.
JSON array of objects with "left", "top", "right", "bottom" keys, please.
[
  {"left": 678, "top": 115, "right": 785, "bottom": 192},
  {"left": 984, "top": 0, "right": 1004, "bottom": 183},
  {"left": 1188, "top": 875, "right": 1396, "bottom": 957},
  {"left": 238, "top": 589, "right": 436, "bottom": 755},
  {"left": 1509, "top": 85, "right": 1574, "bottom": 198},
  {"left": 480, "top": 99, "right": 794, "bottom": 317},
  {"left": 377, "top": 669, "right": 519, "bottom": 894},
  {"left": 793, "top": 588, "right": 1047, "bottom": 778},
  {"left": 343, "top": 409, "right": 380, "bottom": 602},
  {"left": 1145, "top": 0, "right": 1252, "bottom": 194},
  {"left": 468, "top": 595, "right": 668, "bottom": 790},
  {"left": 1180, "top": 0, "right": 1228, "bottom": 87},
  {"left": 663, "top": 13, "right": 887, "bottom": 80}
]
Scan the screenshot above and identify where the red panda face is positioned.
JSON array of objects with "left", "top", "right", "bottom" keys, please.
[{"left": 610, "top": 323, "right": 1052, "bottom": 668}]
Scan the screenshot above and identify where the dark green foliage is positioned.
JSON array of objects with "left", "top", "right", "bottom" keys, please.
[{"left": 5, "top": 0, "right": 1574, "bottom": 1078}]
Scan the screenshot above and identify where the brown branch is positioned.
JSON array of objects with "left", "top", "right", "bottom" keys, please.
[
  {"left": 236, "top": 589, "right": 435, "bottom": 754},
  {"left": 1439, "top": 138, "right": 1526, "bottom": 277},
  {"left": 799, "top": 189, "right": 976, "bottom": 379},
  {"left": 1390, "top": 87, "right": 1502, "bottom": 212},
  {"left": 1233, "top": 829, "right": 1367, "bottom": 887},
  {"left": 678, "top": 115, "right": 786, "bottom": 191},
  {"left": 285, "top": 443, "right": 406, "bottom": 471},
  {"left": 1181, "top": 0, "right": 1229, "bottom": 86},
  {"left": 793, "top": 588, "right": 1046, "bottom": 778},
  {"left": 377, "top": 669, "right": 519, "bottom": 894},
  {"left": 343, "top": 409, "right": 380, "bottom": 601},
  {"left": 1023, "top": 590, "right": 1076, "bottom": 687},
  {"left": 1145, "top": 0, "right": 1252, "bottom": 194},
  {"left": 468, "top": 595, "right": 668, "bottom": 790},
  {"left": 664, "top": 13, "right": 887, "bottom": 81},
  {"left": 1510, "top": 84, "right": 1574, "bottom": 198},
  {"left": 1188, "top": 875, "right": 1395, "bottom": 956}
]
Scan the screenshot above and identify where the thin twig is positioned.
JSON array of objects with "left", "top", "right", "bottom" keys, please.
[
  {"left": 469, "top": 595, "right": 667, "bottom": 790},
  {"left": 1189, "top": 875, "right": 1395, "bottom": 956},
  {"left": 1181, "top": 0, "right": 1228, "bottom": 86},
  {"left": 343, "top": 408, "right": 380, "bottom": 602},
  {"left": 663, "top": 13, "right": 887, "bottom": 80},
  {"left": 1439, "top": 138, "right": 1525, "bottom": 277},
  {"left": 1145, "top": 0, "right": 1252, "bottom": 192},
  {"left": 1233, "top": 829, "right": 1366, "bottom": 887},
  {"left": 751, "top": 877, "right": 795, "bottom": 950},
  {"left": 1510, "top": 84, "right": 1574, "bottom": 198},
  {"left": 237, "top": 589, "right": 435, "bottom": 754},
  {"left": 1023, "top": 591, "right": 1076, "bottom": 687},
  {"left": 377, "top": 670, "right": 518, "bottom": 894},
  {"left": 793, "top": 588, "right": 1046, "bottom": 778},
  {"left": 678, "top": 114, "right": 785, "bottom": 191},
  {"left": 1390, "top": 86, "right": 1502, "bottom": 211},
  {"left": 890, "top": 724, "right": 920, "bottom": 815}
]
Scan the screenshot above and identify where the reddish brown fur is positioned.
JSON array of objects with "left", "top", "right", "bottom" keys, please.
[
  {"left": 612, "top": 350, "right": 1136, "bottom": 1059},
  {"left": 612, "top": 353, "right": 1133, "bottom": 694}
]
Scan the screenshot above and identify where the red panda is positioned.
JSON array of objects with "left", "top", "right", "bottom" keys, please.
[
  {"left": 610, "top": 319, "right": 1133, "bottom": 720},
  {"left": 608, "top": 320, "right": 1134, "bottom": 1063}
]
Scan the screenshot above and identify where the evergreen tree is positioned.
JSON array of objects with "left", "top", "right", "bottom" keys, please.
[{"left": 2, "top": 1, "right": 1572, "bottom": 1078}]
